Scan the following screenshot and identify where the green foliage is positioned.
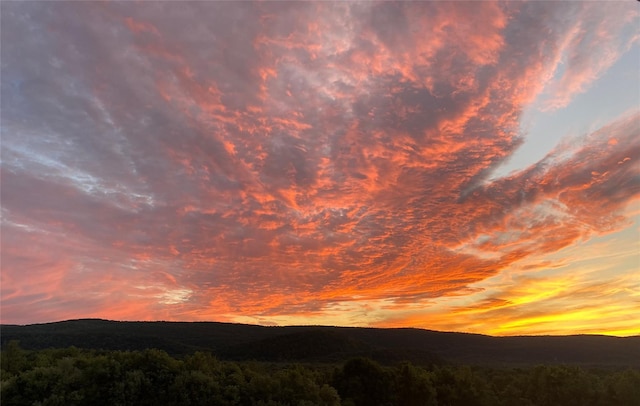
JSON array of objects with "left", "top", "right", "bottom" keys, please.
[
  {"left": 605, "top": 369, "right": 640, "bottom": 406},
  {"left": 524, "top": 365, "right": 597, "bottom": 406},
  {"left": 393, "top": 362, "right": 437, "bottom": 406},
  {"left": 432, "top": 365, "right": 500, "bottom": 406},
  {"left": 2, "top": 342, "right": 640, "bottom": 406},
  {"left": 333, "top": 357, "right": 392, "bottom": 406},
  {"left": 1, "top": 341, "right": 26, "bottom": 376}
]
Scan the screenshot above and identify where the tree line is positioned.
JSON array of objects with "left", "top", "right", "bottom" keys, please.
[{"left": 2, "top": 341, "right": 639, "bottom": 406}]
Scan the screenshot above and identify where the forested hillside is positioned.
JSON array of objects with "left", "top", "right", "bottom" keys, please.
[
  {"left": 2, "top": 319, "right": 639, "bottom": 367},
  {"left": 2, "top": 343, "right": 640, "bottom": 406}
]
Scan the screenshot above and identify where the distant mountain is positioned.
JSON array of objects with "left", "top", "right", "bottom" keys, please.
[{"left": 2, "top": 319, "right": 638, "bottom": 367}]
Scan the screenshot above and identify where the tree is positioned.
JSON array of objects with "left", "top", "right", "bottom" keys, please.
[
  {"left": 1, "top": 340, "right": 27, "bottom": 376},
  {"left": 333, "top": 357, "right": 391, "bottom": 406},
  {"left": 608, "top": 369, "right": 640, "bottom": 406},
  {"left": 393, "top": 362, "right": 437, "bottom": 406}
]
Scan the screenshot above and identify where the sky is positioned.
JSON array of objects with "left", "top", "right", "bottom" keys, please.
[{"left": 1, "top": 1, "right": 639, "bottom": 336}]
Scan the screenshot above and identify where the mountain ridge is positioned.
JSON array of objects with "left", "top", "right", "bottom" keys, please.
[{"left": 2, "top": 319, "right": 638, "bottom": 367}]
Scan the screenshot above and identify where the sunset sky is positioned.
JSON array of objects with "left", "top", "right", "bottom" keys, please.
[{"left": 1, "top": 1, "right": 639, "bottom": 336}]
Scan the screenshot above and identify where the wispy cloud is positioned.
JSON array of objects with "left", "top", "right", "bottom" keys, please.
[{"left": 536, "top": 2, "right": 640, "bottom": 111}]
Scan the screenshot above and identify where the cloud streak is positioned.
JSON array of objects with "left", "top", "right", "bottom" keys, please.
[{"left": 1, "top": 1, "right": 638, "bottom": 334}]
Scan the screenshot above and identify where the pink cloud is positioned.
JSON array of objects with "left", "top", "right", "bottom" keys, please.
[
  {"left": 538, "top": 2, "right": 639, "bottom": 111},
  {"left": 1, "top": 1, "right": 637, "bottom": 333}
]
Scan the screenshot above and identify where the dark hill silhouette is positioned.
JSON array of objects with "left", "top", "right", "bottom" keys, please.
[
  {"left": 1, "top": 319, "right": 638, "bottom": 367},
  {"left": 223, "top": 329, "right": 373, "bottom": 361}
]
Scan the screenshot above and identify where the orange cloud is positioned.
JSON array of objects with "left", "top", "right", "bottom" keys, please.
[{"left": 1, "top": 1, "right": 638, "bottom": 335}]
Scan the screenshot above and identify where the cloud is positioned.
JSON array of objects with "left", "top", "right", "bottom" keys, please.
[
  {"left": 536, "top": 2, "right": 640, "bottom": 111},
  {"left": 1, "top": 1, "right": 638, "bottom": 332},
  {"left": 380, "top": 219, "right": 640, "bottom": 336}
]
